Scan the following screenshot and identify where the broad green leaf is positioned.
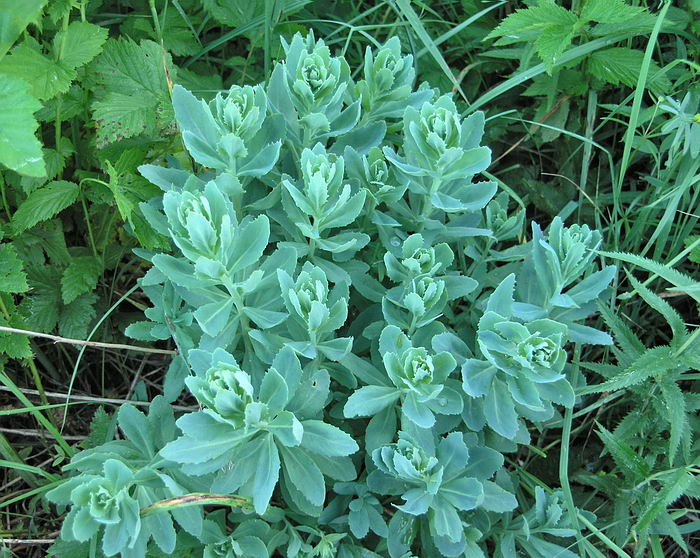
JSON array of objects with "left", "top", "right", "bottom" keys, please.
[
  {"left": 144, "top": 505, "right": 176, "bottom": 554},
  {"left": 61, "top": 256, "right": 103, "bottom": 305},
  {"left": 461, "top": 360, "right": 497, "bottom": 398},
  {"left": 0, "top": 43, "right": 74, "bottom": 100},
  {"left": 93, "top": 92, "right": 159, "bottom": 147},
  {"left": 162, "top": 414, "right": 250, "bottom": 464},
  {"left": 102, "top": 499, "right": 138, "bottom": 555},
  {"left": 402, "top": 391, "right": 435, "bottom": 428},
  {"left": 565, "top": 265, "right": 616, "bottom": 305},
  {"left": 238, "top": 141, "right": 282, "bottom": 177},
  {"left": 54, "top": 21, "right": 108, "bottom": 70},
  {"left": 365, "top": 406, "right": 397, "bottom": 453},
  {"left": 485, "top": 274, "right": 515, "bottom": 317},
  {"left": 0, "top": 76, "right": 45, "bottom": 176},
  {"left": 430, "top": 499, "right": 463, "bottom": 542},
  {"left": 0, "top": 0, "right": 46, "bottom": 59},
  {"left": 59, "top": 292, "right": 97, "bottom": 339},
  {"left": 244, "top": 307, "right": 288, "bottom": 328},
  {"left": 567, "top": 323, "right": 613, "bottom": 345},
  {"left": 269, "top": 411, "right": 303, "bottom": 447},
  {"left": 171, "top": 84, "right": 221, "bottom": 166},
  {"left": 12, "top": 181, "right": 79, "bottom": 233},
  {"left": 0, "top": 244, "right": 28, "bottom": 293}
]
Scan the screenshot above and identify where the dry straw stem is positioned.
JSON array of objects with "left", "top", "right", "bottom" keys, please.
[
  {"left": 0, "top": 539, "right": 56, "bottom": 545},
  {"left": 0, "top": 386, "right": 197, "bottom": 412},
  {"left": 0, "top": 326, "right": 177, "bottom": 355}
]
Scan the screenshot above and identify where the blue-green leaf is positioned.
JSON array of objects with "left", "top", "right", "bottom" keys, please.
[
  {"left": 344, "top": 386, "right": 400, "bottom": 418},
  {"left": 300, "top": 420, "right": 358, "bottom": 457},
  {"left": 484, "top": 378, "right": 518, "bottom": 439},
  {"left": 252, "top": 434, "right": 280, "bottom": 514},
  {"left": 280, "top": 446, "right": 326, "bottom": 507}
]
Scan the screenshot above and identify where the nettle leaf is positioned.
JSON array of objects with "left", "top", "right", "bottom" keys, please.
[
  {"left": 599, "top": 250, "right": 700, "bottom": 304},
  {"left": 596, "top": 423, "right": 651, "bottom": 480},
  {"left": 485, "top": 0, "right": 577, "bottom": 42},
  {"left": 484, "top": 0, "right": 578, "bottom": 70},
  {"left": 12, "top": 180, "right": 80, "bottom": 233},
  {"left": 587, "top": 48, "right": 671, "bottom": 95},
  {"left": 535, "top": 25, "right": 576, "bottom": 72},
  {"left": 60, "top": 292, "right": 98, "bottom": 339},
  {"left": 580, "top": 0, "right": 645, "bottom": 24},
  {"left": 658, "top": 379, "right": 688, "bottom": 466},
  {"left": 61, "top": 256, "right": 103, "bottom": 305},
  {"left": 0, "top": 75, "right": 45, "bottom": 177},
  {"left": 579, "top": 345, "right": 674, "bottom": 394},
  {"left": 81, "top": 407, "right": 116, "bottom": 450}
]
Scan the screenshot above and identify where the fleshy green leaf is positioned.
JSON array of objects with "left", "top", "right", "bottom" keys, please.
[
  {"left": 344, "top": 386, "right": 400, "bottom": 418},
  {"left": 300, "top": 420, "right": 359, "bottom": 457},
  {"left": 484, "top": 378, "right": 518, "bottom": 439},
  {"left": 252, "top": 434, "right": 280, "bottom": 514},
  {"left": 280, "top": 445, "right": 326, "bottom": 507}
]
